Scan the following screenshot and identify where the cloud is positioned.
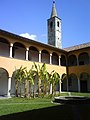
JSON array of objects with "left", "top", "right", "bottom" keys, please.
[
  {"left": 41, "top": 34, "right": 47, "bottom": 38},
  {"left": 20, "top": 33, "right": 37, "bottom": 40}
]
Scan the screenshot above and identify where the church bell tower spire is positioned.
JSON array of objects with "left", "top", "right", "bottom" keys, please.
[
  {"left": 51, "top": 1, "right": 57, "bottom": 17},
  {"left": 47, "top": 1, "right": 62, "bottom": 48}
]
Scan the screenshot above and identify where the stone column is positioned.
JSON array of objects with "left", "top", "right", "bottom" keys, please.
[
  {"left": 39, "top": 51, "right": 41, "bottom": 62},
  {"left": 26, "top": 48, "right": 29, "bottom": 60},
  {"left": 9, "top": 43, "right": 13, "bottom": 58},
  {"left": 59, "top": 79, "right": 62, "bottom": 93},
  {"left": 50, "top": 84, "right": 52, "bottom": 94},
  {"left": 59, "top": 55, "right": 61, "bottom": 66},
  {"left": 78, "top": 78, "right": 80, "bottom": 92},
  {"left": 77, "top": 56, "right": 79, "bottom": 66},
  {"left": 7, "top": 77, "right": 11, "bottom": 97},
  {"left": 50, "top": 53, "right": 52, "bottom": 64}
]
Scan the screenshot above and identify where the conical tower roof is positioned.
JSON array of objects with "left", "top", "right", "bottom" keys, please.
[{"left": 51, "top": 1, "right": 57, "bottom": 18}]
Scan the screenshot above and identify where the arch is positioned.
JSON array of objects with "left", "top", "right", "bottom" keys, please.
[
  {"left": 29, "top": 46, "right": 39, "bottom": 62},
  {"left": 52, "top": 52, "right": 59, "bottom": 65},
  {"left": 68, "top": 73, "right": 78, "bottom": 92},
  {"left": 41, "top": 50, "right": 49, "bottom": 64},
  {"left": 0, "top": 68, "right": 9, "bottom": 95},
  {"left": 61, "top": 55, "right": 66, "bottom": 66},
  {"left": 13, "top": 42, "right": 26, "bottom": 60},
  {"left": 78, "top": 52, "right": 89, "bottom": 65},
  {"left": 0, "top": 37, "right": 10, "bottom": 57},
  {"left": 61, "top": 73, "right": 67, "bottom": 91},
  {"left": 80, "top": 72, "right": 90, "bottom": 92},
  {"left": 68, "top": 54, "right": 77, "bottom": 66}
]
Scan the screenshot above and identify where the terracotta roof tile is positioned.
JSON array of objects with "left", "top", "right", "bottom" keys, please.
[{"left": 63, "top": 42, "right": 90, "bottom": 52}]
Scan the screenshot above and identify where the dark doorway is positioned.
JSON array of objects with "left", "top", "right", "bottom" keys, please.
[{"left": 80, "top": 80, "right": 87, "bottom": 92}]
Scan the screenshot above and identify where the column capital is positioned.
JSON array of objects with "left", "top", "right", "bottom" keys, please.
[
  {"left": 26, "top": 47, "right": 29, "bottom": 51},
  {"left": 10, "top": 43, "right": 13, "bottom": 47},
  {"left": 39, "top": 51, "right": 41, "bottom": 54},
  {"left": 50, "top": 53, "right": 52, "bottom": 56},
  {"left": 59, "top": 55, "right": 61, "bottom": 59}
]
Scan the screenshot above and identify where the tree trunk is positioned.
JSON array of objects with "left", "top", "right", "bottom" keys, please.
[
  {"left": 32, "top": 85, "right": 35, "bottom": 98},
  {"left": 20, "top": 82, "right": 22, "bottom": 97},
  {"left": 15, "top": 80, "right": 18, "bottom": 97},
  {"left": 29, "top": 82, "right": 32, "bottom": 98},
  {"left": 25, "top": 79, "right": 28, "bottom": 98},
  {"left": 38, "top": 78, "right": 40, "bottom": 97}
]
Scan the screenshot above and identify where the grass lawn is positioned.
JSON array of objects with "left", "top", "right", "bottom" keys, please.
[
  {"left": 0, "top": 92, "right": 90, "bottom": 119},
  {"left": 0, "top": 97, "right": 57, "bottom": 116}
]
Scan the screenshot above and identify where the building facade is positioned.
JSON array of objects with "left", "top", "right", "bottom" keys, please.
[{"left": 0, "top": 2, "right": 90, "bottom": 97}]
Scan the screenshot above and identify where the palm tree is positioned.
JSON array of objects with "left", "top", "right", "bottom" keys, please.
[
  {"left": 33, "top": 62, "right": 49, "bottom": 97},
  {"left": 48, "top": 70, "right": 60, "bottom": 96},
  {"left": 15, "top": 66, "right": 25, "bottom": 97},
  {"left": 24, "top": 65, "right": 36, "bottom": 98},
  {"left": 39, "top": 63, "right": 49, "bottom": 95}
]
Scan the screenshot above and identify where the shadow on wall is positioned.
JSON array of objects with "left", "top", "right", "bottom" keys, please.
[{"left": 0, "top": 104, "right": 90, "bottom": 120}]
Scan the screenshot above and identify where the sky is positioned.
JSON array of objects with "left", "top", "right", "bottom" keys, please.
[{"left": 0, "top": 0, "right": 90, "bottom": 48}]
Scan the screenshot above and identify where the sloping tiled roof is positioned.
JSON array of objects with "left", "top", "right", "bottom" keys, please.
[
  {"left": 63, "top": 42, "right": 90, "bottom": 52},
  {"left": 0, "top": 29, "right": 67, "bottom": 53}
]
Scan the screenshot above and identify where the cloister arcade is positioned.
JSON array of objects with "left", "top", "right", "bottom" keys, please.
[
  {"left": 68, "top": 52, "right": 90, "bottom": 66},
  {"left": 0, "top": 35, "right": 90, "bottom": 96},
  {"left": 0, "top": 37, "right": 67, "bottom": 66}
]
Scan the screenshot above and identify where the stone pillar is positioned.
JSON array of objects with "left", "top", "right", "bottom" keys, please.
[
  {"left": 39, "top": 51, "right": 41, "bottom": 62},
  {"left": 26, "top": 48, "right": 29, "bottom": 60},
  {"left": 59, "top": 55, "right": 61, "bottom": 66},
  {"left": 50, "top": 53, "right": 52, "bottom": 64},
  {"left": 78, "top": 78, "right": 80, "bottom": 92},
  {"left": 7, "top": 77, "right": 11, "bottom": 97},
  {"left": 59, "top": 79, "right": 62, "bottom": 93},
  {"left": 9, "top": 43, "right": 13, "bottom": 58},
  {"left": 50, "top": 84, "right": 52, "bottom": 94},
  {"left": 77, "top": 56, "right": 79, "bottom": 66}
]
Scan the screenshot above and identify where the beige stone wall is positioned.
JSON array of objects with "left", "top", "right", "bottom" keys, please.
[{"left": 0, "top": 56, "right": 66, "bottom": 77}]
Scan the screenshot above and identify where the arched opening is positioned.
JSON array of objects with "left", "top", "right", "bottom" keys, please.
[
  {"left": 68, "top": 54, "right": 77, "bottom": 66},
  {"left": 41, "top": 50, "right": 49, "bottom": 64},
  {"left": 78, "top": 52, "right": 89, "bottom": 65},
  {"left": 13, "top": 42, "right": 26, "bottom": 60},
  {"left": 61, "top": 55, "right": 66, "bottom": 66},
  {"left": 68, "top": 74, "right": 78, "bottom": 92},
  {"left": 61, "top": 73, "right": 67, "bottom": 91},
  {"left": 29, "top": 46, "right": 39, "bottom": 62},
  {"left": 52, "top": 52, "right": 59, "bottom": 65},
  {"left": 0, "top": 37, "right": 9, "bottom": 57},
  {"left": 50, "top": 21, "right": 53, "bottom": 28},
  {"left": 0, "top": 68, "right": 9, "bottom": 95},
  {"left": 80, "top": 72, "right": 90, "bottom": 92},
  {"left": 57, "top": 21, "right": 59, "bottom": 27}
]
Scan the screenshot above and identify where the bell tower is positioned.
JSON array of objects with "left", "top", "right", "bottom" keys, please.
[{"left": 48, "top": 1, "right": 62, "bottom": 48}]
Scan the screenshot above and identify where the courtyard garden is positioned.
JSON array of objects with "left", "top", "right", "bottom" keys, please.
[{"left": 0, "top": 92, "right": 90, "bottom": 118}]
